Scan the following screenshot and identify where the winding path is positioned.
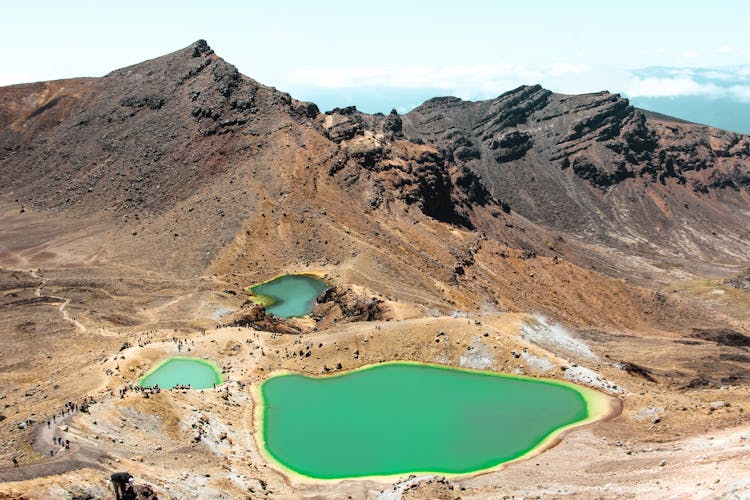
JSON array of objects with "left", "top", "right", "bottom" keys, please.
[
  {"left": 31, "top": 268, "right": 88, "bottom": 333},
  {"left": 0, "top": 411, "right": 107, "bottom": 482}
]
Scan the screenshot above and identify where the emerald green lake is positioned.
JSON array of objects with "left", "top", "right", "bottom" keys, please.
[
  {"left": 250, "top": 274, "right": 329, "bottom": 318},
  {"left": 260, "top": 362, "right": 602, "bottom": 479},
  {"left": 139, "top": 357, "right": 223, "bottom": 389}
]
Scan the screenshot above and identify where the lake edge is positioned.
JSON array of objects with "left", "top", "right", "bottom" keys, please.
[
  {"left": 138, "top": 356, "right": 224, "bottom": 389},
  {"left": 253, "top": 360, "right": 622, "bottom": 483}
]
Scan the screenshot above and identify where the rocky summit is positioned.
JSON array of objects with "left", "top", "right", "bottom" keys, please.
[{"left": 0, "top": 41, "right": 748, "bottom": 499}]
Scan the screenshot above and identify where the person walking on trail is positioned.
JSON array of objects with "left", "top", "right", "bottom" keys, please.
[{"left": 111, "top": 472, "right": 135, "bottom": 499}]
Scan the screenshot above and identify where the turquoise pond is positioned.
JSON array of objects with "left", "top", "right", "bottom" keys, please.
[
  {"left": 258, "top": 362, "right": 611, "bottom": 479},
  {"left": 139, "top": 357, "right": 223, "bottom": 389},
  {"left": 250, "top": 274, "right": 330, "bottom": 318}
]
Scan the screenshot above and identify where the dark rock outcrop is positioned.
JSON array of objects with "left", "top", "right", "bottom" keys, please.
[
  {"left": 722, "top": 270, "right": 750, "bottom": 291},
  {"left": 322, "top": 106, "right": 497, "bottom": 228},
  {"left": 313, "top": 285, "right": 385, "bottom": 323},
  {"left": 222, "top": 302, "right": 302, "bottom": 335},
  {"left": 692, "top": 329, "right": 750, "bottom": 347}
]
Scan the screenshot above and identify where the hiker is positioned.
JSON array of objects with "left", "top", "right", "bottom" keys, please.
[
  {"left": 111, "top": 472, "right": 135, "bottom": 499},
  {"left": 122, "top": 480, "right": 137, "bottom": 500},
  {"left": 12, "top": 456, "right": 18, "bottom": 467}
]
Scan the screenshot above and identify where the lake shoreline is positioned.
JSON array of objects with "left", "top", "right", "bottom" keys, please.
[{"left": 252, "top": 360, "right": 623, "bottom": 484}]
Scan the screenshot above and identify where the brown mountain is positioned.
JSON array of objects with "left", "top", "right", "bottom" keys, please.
[{"left": 0, "top": 41, "right": 748, "bottom": 498}]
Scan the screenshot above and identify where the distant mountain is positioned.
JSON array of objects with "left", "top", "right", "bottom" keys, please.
[{"left": 278, "top": 88, "right": 750, "bottom": 136}]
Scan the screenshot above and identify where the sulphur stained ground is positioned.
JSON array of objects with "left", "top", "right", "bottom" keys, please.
[
  {"left": 139, "top": 357, "right": 223, "bottom": 389},
  {"left": 259, "top": 361, "right": 612, "bottom": 479},
  {"left": 249, "top": 274, "right": 329, "bottom": 318}
]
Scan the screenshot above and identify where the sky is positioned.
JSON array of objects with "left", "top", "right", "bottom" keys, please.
[{"left": 3, "top": 0, "right": 750, "bottom": 119}]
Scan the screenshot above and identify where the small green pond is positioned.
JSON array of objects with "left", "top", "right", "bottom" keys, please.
[
  {"left": 259, "top": 362, "right": 610, "bottom": 479},
  {"left": 249, "top": 274, "right": 329, "bottom": 318},
  {"left": 139, "top": 357, "right": 223, "bottom": 389}
]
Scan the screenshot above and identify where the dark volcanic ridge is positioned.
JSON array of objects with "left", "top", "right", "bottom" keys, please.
[{"left": 402, "top": 86, "right": 750, "bottom": 262}]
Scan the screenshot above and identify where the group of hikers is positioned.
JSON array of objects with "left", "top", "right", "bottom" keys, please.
[
  {"left": 118, "top": 383, "right": 161, "bottom": 399},
  {"left": 173, "top": 336, "right": 194, "bottom": 353},
  {"left": 168, "top": 384, "right": 193, "bottom": 390},
  {"left": 52, "top": 435, "right": 70, "bottom": 449},
  {"left": 50, "top": 398, "right": 93, "bottom": 421}
]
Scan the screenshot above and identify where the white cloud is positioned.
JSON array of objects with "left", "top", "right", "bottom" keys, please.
[
  {"left": 728, "top": 85, "right": 750, "bottom": 100},
  {"left": 701, "top": 70, "right": 735, "bottom": 80},
  {"left": 623, "top": 74, "right": 750, "bottom": 102},
  {"left": 666, "top": 67, "right": 695, "bottom": 77},
  {"left": 623, "top": 76, "right": 712, "bottom": 97},
  {"left": 285, "top": 62, "right": 590, "bottom": 95},
  {"left": 541, "top": 62, "right": 589, "bottom": 76},
  {"left": 717, "top": 44, "right": 735, "bottom": 54},
  {"left": 285, "top": 63, "right": 750, "bottom": 104},
  {"left": 622, "top": 65, "right": 750, "bottom": 101}
]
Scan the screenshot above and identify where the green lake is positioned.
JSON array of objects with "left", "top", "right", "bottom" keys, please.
[
  {"left": 139, "top": 357, "right": 223, "bottom": 389},
  {"left": 249, "top": 274, "right": 329, "bottom": 318},
  {"left": 259, "top": 362, "right": 611, "bottom": 479}
]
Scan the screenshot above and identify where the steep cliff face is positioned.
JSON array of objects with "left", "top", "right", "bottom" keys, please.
[
  {"left": 404, "top": 85, "right": 750, "bottom": 192},
  {"left": 320, "top": 106, "right": 494, "bottom": 228},
  {"left": 403, "top": 86, "right": 750, "bottom": 262}
]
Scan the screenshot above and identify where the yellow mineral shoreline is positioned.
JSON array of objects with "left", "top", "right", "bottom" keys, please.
[{"left": 138, "top": 355, "right": 224, "bottom": 387}]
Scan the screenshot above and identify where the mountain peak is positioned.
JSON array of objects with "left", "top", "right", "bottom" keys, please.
[
  {"left": 104, "top": 39, "right": 220, "bottom": 81},
  {"left": 191, "top": 39, "right": 214, "bottom": 57}
]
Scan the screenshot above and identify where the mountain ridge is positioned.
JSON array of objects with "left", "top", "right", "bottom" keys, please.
[
  {"left": 402, "top": 84, "right": 750, "bottom": 266},
  {"left": 1, "top": 39, "right": 748, "bottom": 281}
]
